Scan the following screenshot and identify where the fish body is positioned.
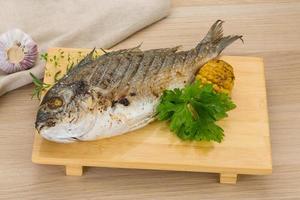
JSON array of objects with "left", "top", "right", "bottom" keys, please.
[{"left": 35, "top": 20, "right": 242, "bottom": 143}]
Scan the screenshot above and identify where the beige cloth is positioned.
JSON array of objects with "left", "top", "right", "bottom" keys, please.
[{"left": 0, "top": 0, "right": 170, "bottom": 96}]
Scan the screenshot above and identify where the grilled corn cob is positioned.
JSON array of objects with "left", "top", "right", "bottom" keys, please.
[{"left": 196, "top": 59, "right": 235, "bottom": 94}]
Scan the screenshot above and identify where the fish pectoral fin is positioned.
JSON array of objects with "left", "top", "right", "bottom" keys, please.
[{"left": 127, "top": 115, "right": 155, "bottom": 131}]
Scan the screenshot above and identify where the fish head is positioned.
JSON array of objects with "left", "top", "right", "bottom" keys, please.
[{"left": 35, "top": 80, "right": 96, "bottom": 143}]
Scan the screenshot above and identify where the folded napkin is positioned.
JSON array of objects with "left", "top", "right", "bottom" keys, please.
[{"left": 0, "top": 0, "right": 170, "bottom": 96}]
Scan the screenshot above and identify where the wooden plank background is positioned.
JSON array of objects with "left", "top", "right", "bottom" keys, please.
[{"left": 1, "top": 0, "right": 300, "bottom": 199}]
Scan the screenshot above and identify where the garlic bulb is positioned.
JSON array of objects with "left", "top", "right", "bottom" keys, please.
[{"left": 0, "top": 29, "right": 38, "bottom": 74}]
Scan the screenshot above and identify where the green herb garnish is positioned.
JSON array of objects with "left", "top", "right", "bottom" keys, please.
[
  {"left": 156, "top": 80, "right": 236, "bottom": 143},
  {"left": 67, "top": 61, "right": 74, "bottom": 73},
  {"left": 30, "top": 72, "right": 51, "bottom": 100},
  {"left": 54, "top": 70, "right": 62, "bottom": 82},
  {"left": 32, "top": 49, "right": 105, "bottom": 99},
  {"left": 40, "top": 53, "right": 48, "bottom": 61},
  {"left": 100, "top": 48, "right": 107, "bottom": 54}
]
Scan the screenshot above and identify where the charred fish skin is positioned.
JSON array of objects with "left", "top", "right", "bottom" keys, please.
[{"left": 35, "top": 20, "right": 242, "bottom": 143}]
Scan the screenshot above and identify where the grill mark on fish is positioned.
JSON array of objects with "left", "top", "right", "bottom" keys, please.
[
  {"left": 153, "top": 53, "right": 175, "bottom": 80},
  {"left": 97, "top": 58, "right": 112, "bottom": 84},
  {"left": 116, "top": 54, "right": 143, "bottom": 92},
  {"left": 154, "top": 53, "right": 168, "bottom": 74},
  {"left": 98, "top": 56, "right": 121, "bottom": 89},
  {"left": 145, "top": 55, "right": 163, "bottom": 79},
  {"left": 128, "top": 53, "right": 154, "bottom": 91},
  {"left": 142, "top": 47, "right": 180, "bottom": 81},
  {"left": 184, "top": 49, "right": 198, "bottom": 68},
  {"left": 141, "top": 54, "right": 156, "bottom": 84},
  {"left": 110, "top": 56, "right": 131, "bottom": 90},
  {"left": 148, "top": 50, "right": 190, "bottom": 95},
  {"left": 173, "top": 51, "right": 188, "bottom": 72},
  {"left": 90, "top": 57, "right": 112, "bottom": 86},
  {"left": 162, "top": 53, "right": 176, "bottom": 70},
  {"left": 156, "top": 53, "right": 176, "bottom": 82},
  {"left": 87, "top": 58, "right": 108, "bottom": 83},
  {"left": 144, "top": 53, "right": 169, "bottom": 96}
]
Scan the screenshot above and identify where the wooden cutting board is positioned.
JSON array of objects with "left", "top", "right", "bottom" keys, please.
[{"left": 32, "top": 48, "right": 272, "bottom": 184}]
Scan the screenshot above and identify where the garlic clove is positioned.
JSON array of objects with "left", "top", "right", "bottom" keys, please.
[{"left": 0, "top": 29, "right": 38, "bottom": 74}]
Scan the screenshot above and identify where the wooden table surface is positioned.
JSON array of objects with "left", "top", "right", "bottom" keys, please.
[{"left": 1, "top": 0, "right": 300, "bottom": 199}]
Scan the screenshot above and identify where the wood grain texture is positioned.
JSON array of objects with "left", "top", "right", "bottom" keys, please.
[
  {"left": 32, "top": 50, "right": 272, "bottom": 180},
  {"left": 1, "top": 0, "right": 300, "bottom": 199},
  {"left": 220, "top": 173, "right": 238, "bottom": 184},
  {"left": 65, "top": 165, "right": 83, "bottom": 176}
]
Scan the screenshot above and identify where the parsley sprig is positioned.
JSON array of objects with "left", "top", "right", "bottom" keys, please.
[{"left": 156, "top": 80, "right": 236, "bottom": 143}]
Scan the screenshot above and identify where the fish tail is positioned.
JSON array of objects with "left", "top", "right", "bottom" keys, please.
[{"left": 196, "top": 20, "right": 243, "bottom": 57}]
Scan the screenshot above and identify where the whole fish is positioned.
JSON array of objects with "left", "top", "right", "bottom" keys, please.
[{"left": 35, "top": 20, "right": 242, "bottom": 143}]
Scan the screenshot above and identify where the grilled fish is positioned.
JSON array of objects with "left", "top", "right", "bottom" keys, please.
[{"left": 35, "top": 20, "right": 242, "bottom": 143}]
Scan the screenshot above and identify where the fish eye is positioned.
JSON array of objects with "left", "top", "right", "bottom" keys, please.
[{"left": 47, "top": 97, "right": 63, "bottom": 109}]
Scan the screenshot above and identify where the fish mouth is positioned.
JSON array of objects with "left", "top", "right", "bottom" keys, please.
[
  {"left": 40, "top": 133, "right": 79, "bottom": 143},
  {"left": 36, "top": 110, "right": 96, "bottom": 143},
  {"left": 35, "top": 110, "right": 57, "bottom": 132},
  {"left": 37, "top": 115, "right": 96, "bottom": 143},
  {"left": 39, "top": 128, "right": 85, "bottom": 143},
  {"left": 35, "top": 121, "right": 46, "bottom": 134}
]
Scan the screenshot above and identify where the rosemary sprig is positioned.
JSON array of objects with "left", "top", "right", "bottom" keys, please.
[
  {"left": 67, "top": 61, "right": 74, "bottom": 73},
  {"left": 30, "top": 72, "right": 51, "bottom": 100},
  {"left": 100, "top": 48, "right": 107, "bottom": 54},
  {"left": 32, "top": 49, "right": 106, "bottom": 99},
  {"left": 54, "top": 70, "right": 62, "bottom": 82}
]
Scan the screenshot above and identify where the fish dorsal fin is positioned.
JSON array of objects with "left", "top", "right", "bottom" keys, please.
[
  {"left": 130, "top": 43, "right": 143, "bottom": 52},
  {"left": 77, "top": 48, "right": 96, "bottom": 67},
  {"left": 169, "top": 45, "right": 181, "bottom": 53},
  {"left": 119, "top": 43, "right": 143, "bottom": 54}
]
